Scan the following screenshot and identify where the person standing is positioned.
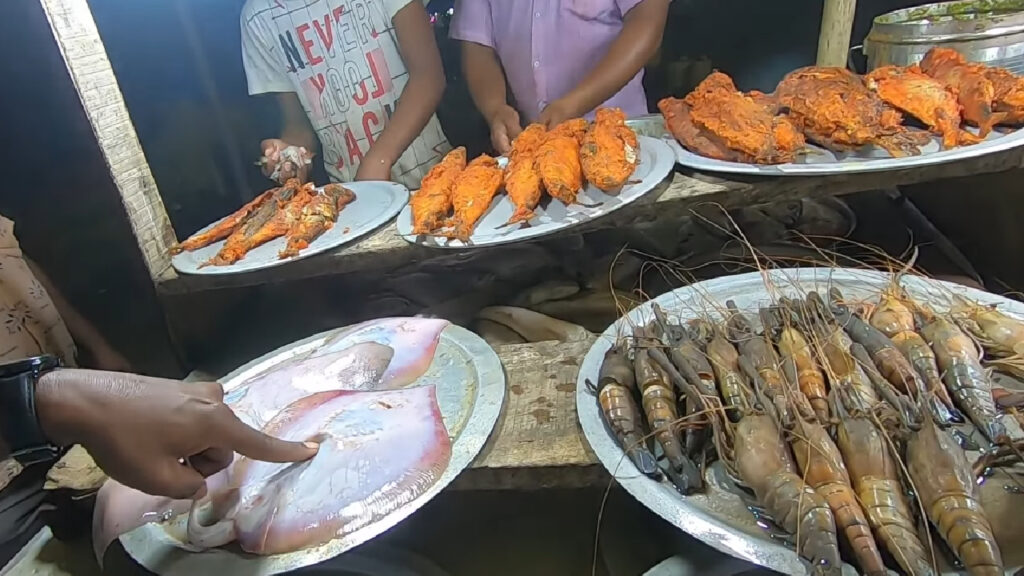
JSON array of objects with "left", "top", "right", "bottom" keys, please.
[
  {"left": 242, "top": 0, "right": 452, "bottom": 188},
  {"left": 451, "top": 0, "right": 670, "bottom": 154}
]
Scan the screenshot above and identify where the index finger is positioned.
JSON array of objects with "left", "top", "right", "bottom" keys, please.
[{"left": 213, "top": 406, "right": 319, "bottom": 463}]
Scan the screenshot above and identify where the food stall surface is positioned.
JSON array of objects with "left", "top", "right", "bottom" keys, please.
[{"left": 4, "top": 489, "right": 751, "bottom": 576}]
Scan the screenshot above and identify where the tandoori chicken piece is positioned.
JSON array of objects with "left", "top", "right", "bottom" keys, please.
[
  {"left": 410, "top": 147, "right": 466, "bottom": 234},
  {"left": 537, "top": 134, "right": 584, "bottom": 205},
  {"left": 548, "top": 118, "right": 589, "bottom": 144},
  {"left": 920, "top": 47, "right": 1007, "bottom": 137},
  {"left": 504, "top": 124, "right": 547, "bottom": 225},
  {"left": 170, "top": 188, "right": 276, "bottom": 254},
  {"left": 443, "top": 155, "right": 503, "bottom": 242},
  {"left": 776, "top": 67, "right": 928, "bottom": 157},
  {"left": 580, "top": 107, "right": 639, "bottom": 192},
  {"left": 866, "top": 65, "right": 980, "bottom": 149},
  {"left": 279, "top": 183, "right": 356, "bottom": 259},
  {"left": 204, "top": 181, "right": 312, "bottom": 267},
  {"left": 661, "top": 72, "right": 805, "bottom": 164}
]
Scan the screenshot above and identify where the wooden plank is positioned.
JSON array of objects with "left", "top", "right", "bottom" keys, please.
[
  {"left": 39, "top": 0, "right": 178, "bottom": 283},
  {"left": 157, "top": 145, "right": 1024, "bottom": 295},
  {"left": 817, "top": 0, "right": 858, "bottom": 67}
]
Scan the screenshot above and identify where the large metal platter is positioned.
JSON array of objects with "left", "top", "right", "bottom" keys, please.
[
  {"left": 395, "top": 135, "right": 676, "bottom": 249},
  {"left": 577, "top": 268, "right": 1024, "bottom": 576},
  {"left": 666, "top": 127, "right": 1024, "bottom": 176},
  {"left": 119, "top": 322, "right": 505, "bottom": 575},
  {"left": 172, "top": 181, "right": 409, "bottom": 275}
]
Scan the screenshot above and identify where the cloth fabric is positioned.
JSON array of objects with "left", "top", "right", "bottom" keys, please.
[
  {"left": 450, "top": 0, "right": 650, "bottom": 123},
  {"left": 241, "top": 0, "right": 451, "bottom": 190},
  {"left": 0, "top": 214, "right": 77, "bottom": 491}
]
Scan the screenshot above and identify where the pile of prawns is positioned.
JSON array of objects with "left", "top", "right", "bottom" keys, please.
[
  {"left": 170, "top": 179, "right": 355, "bottom": 266},
  {"left": 591, "top": 279, "right": 1024, "bottom": 576},
  {"left": 409, "top": 108, "right": 638, "bottom": 242}
]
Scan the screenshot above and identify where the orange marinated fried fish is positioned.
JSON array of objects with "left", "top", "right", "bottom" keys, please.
[
  {"left": 866, "top": 65, "right": 979, "bottom": 149},
  {"left": 444, "top": 155, "right": 503, "bottom": 242},
  {"left": 279, "top": 183, "right": 356, "bottom": 259},
  {"left": 548, "top": 118, "right": 589, "bottom": 144},
  {"left": 170, "top": 188, "right": 276, "bottom": 254},
  {"left": 537, "top": 135, "right": 583, "bottom": 205},
  {"left": 205, "top": 181, "right": 312, "bottom": 267},
  {"left": 777, "top": 67, "right": 928, "bottom": 157},
  {"left": 920, "top": 47, "right": 1006, "bottom": 137},
  {"left": 504, "top": 124, "right": 547, "bottom": 225},
  {"left": 982, "top": 65, "right": 1024, "bottom": 124},
  {"left": 411, "top": 147, "right": 467, "bottom": 234},
  {"left": 662, "top": 72, "right": 804, "bottom": 164},
  {"left": 580, "top": 107, "right": 638, "bottom": 192}
]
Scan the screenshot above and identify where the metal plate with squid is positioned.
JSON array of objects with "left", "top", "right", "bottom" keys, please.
[
  {"left": 665, "top": 127, "right": 1024, "bottom": 176},
  {"left": 395, "top": 135, "right": 676, "bottom": 249},
  {"left": 171, "top": 181, "right": 409, "bottom": 276},
  {"left": 119, "top": 323, "right": 505, "bottom": 575},
  {"left": 576, "top": 268, "right": 1024, "bottom": 575}
]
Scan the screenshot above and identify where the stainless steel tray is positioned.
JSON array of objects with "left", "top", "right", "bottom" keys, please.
[
  {"left": 665, "top": 127, "right": 1024, "bottom": 176},
  {"left": 396, "top": 136, "right": 676, "bottom": 249},
  {"left": 576, "top": 268, "right": 1024, "bottom": 575},
  {"left": 172, "top": 181, "right": 409, "bottom": 276},
  {"left": 119, "top": 323, "right": 505, "bottom": 575}
]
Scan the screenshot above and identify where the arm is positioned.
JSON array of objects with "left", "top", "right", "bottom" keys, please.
[
  {"left": 539, "top": 0, "right": 670, "bottom": 125},
  {"left": 356, "top": 2, "right": 445, "bottom": 180},
  {"left": 3, "top": 369, "right": 318, "bottom": 498},
  {"left": 462, "top": 43, "right": 522, "bottom": 154},
  {"left": 261, "top": 93, "right": 317, "bottom": 183},
  {"left": 25, "top": 257, "right": 130, "bottom": 372},
  {"left": 463, "top": 42, "right": 510, "bottom": 125}
]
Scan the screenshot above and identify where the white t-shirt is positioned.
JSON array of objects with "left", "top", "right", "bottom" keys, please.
[{"left": 241, "top": 0, "right": 450, "bottom": 189}]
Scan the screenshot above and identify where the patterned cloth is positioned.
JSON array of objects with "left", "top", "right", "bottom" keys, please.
[
  {"left": 450, "top": 0, "right": 650, "bottom": 123},
  {"left": 0, "top": 214, "right": 76, "bottom": 490},
  {"left": 241, "top": 0, "right": 452, "bottom": 190}
]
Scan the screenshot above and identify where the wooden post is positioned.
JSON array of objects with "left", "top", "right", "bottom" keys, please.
[
  {"left": 38, "top": 0, "right": 178, "bottom": 282},
  {"left": 817, "top": 0, "right": 858, "bottom": 67}
]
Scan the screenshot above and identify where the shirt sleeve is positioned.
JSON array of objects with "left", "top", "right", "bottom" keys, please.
[
  {"left": 617, "top": 0, "right": 663, "bottom": 17},
  {"left": 381, "top": 0, "right": 430, "bottom": 22},
  {"left": 240, "top": 6, "right": 294, "bottom": 95},
  {"left": 449, "top": 0, "right": 494, "bottom": 48}
]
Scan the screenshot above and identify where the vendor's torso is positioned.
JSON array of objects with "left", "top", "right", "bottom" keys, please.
[
  {"left": 486, "top": 0, "right": 649, "bottom": 122},
  {"left": 250, "top": 0, "right": 450, "bottom": 189}
]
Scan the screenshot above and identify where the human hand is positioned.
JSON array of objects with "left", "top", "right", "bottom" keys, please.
[
  {"left": 487, "top": 105, "right": 523, "bottom": 155},
  {"left": 354, "top": 151, "right": 394, "bottom": 181},
  {"left": 260, "top": 139, "right": 313, "bottom": 184},
  {"left": 537, "top": 98, "right": 580, "bottom": 129},
  {"left": 36, "top": 370, "right": 318, "bottom": 499}
]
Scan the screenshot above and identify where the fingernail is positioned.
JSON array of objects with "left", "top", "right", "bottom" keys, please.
[{"left": 303, "top": 441, "right": 320, "bottom": 450}]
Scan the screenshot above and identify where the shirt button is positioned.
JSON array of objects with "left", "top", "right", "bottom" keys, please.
[
  {"left": 535, "top": 11, "right": 541, "bottom": 17},
  {"left": 533, "top": 61, "right": 540, "bottom": 68},
  {"left": 539, "top": 100, "right": 548, "bottom": 108}
]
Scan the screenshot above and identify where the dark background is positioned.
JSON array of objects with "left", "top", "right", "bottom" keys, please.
[{"left": 0, "top": 0, "right": 976, "bottom": 375}]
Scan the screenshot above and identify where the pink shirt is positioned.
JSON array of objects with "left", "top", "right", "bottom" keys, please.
[{"left": 450, "top": 0, "right": 649, "bottom": 123}]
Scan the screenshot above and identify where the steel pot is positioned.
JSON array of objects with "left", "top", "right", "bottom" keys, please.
[{"left": 863, "top": 0, "right": 1024, "bottom": 71}]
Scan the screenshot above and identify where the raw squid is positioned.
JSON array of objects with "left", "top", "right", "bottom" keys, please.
[
  {"left": 227, "top": 318, "right": 449, "bottom": 428},
  {"left": 188, "top": 386, "right": 451, "bottom": 554},
  {"left": 92, "top": 317, "right": 452, "bottom": 564}
]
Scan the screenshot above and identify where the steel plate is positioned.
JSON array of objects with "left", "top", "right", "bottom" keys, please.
[
  {"left": 664, "top": 127, "right": 1024, "bottom": 176},
  {"left": 171, "top": 181, "right": 409, "bottom": 275},
  {"left": 577, "top": 268, "right": 1024, "bottom": 576},
  {"left": 395, "top": 136, "right": 676, "bottom": 249},
  {"left": 119, "top": 323, "right": 505, "bottom": 575}
]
